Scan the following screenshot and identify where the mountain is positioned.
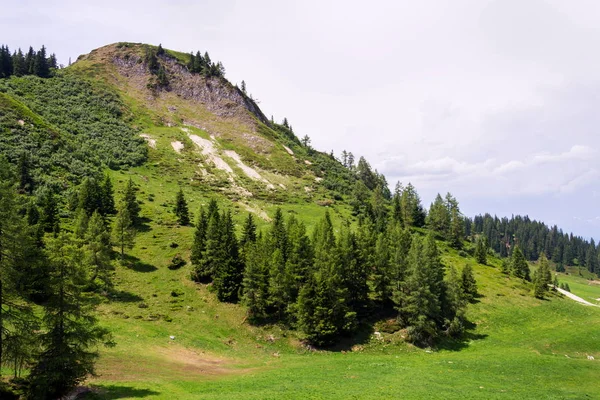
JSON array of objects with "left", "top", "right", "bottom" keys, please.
[{"left": 0, "top": 43, "right": 598, "bottom": 400}]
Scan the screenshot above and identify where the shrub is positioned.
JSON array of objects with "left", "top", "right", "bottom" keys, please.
[{"left": 168, "top": 254, "right": 186, "bottom": 270}]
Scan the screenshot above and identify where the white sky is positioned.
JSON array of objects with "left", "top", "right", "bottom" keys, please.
[{"left": 2, "top": 0, "right": 599, "bottom": 240}]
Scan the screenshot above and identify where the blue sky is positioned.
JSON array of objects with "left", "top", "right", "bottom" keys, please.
[{"left": 2, "top": 0, "right": 599, "bottom": 240}]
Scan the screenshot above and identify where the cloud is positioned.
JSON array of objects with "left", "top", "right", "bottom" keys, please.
[{"left": 378, "top": 144, "right": 597, "bottom": 198}]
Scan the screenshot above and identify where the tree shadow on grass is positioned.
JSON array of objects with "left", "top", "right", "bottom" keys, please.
[
  {"left": 121, "top": 254, "right": 157, "bottom": 273},
  {"left": 85, "top": 385, "right": 160, "bottom": 399},
  {"left": 135, "top": 217, "right": 153, "bottom": 233},
  {"left": 436, "top": 320, "right": 488, "bottom": 352},
  {"left": 108, "top": 289, "right": 144, "bottom": 303}
]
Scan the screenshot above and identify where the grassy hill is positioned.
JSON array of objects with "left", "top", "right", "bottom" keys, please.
[{"left": 0, "top": 43, "right": 599, "bottom": 399}]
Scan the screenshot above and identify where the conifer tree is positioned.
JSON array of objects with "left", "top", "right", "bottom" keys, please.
[
  {"left": 113, "top": 201, "right": 135, "bottom": 260},
  {"left": 533, "top": 253, "right": 552, "bottom": 298},
  {"left": 38, "top": 188, "right": 59, "bottom": 233},
  {"left": 242, "top": 235, "right": 270, "bottom": 322},
  {"left": 371, "top": 232, "right": 391, "bottom": 304},
  {"left": 297, "top": 211, "right": 355, "bottom": 345},
  {"left": 12, "top": 48, "right": 26, "bottom": 76},
  {"left": 85, "top": 211, "right": 112, "bottom": 289},
  {"left": 27, "top": 233, "right": 113, "bottom": 400},
  {"left": 0, "top": 179, "right": 38, "bottom": 375},
  {"left": 284, "top": 216, "right": 313, "bottom": 307},
  {"left": 240, "top": 213, "right": 257, "bottom": 248},
  {"left": 190, "top": 207, "right": 209, "bottom": 273},
  {"left": 443, "top": 266, "right": 467, "bottom": 337},
  {"left": 395, "top": 236, "right": 439, "bottom": 345},
  {"left": 123, "top": 179, "right": 141, "bottom": 226},
  {"left": 195, "top": 206, "right": 222, "bottom": 283},
  {"left": 337, "top": 223, "right": 369, "bottom": 316},
  {"left": 17, "top": 152, "right": 34, "bottom": 194},
  {"left": 213, "top": 211, "right": 243, "bottom": 302},
  {"left": 460, "top": 264, "right": 478, "bottom": 301},
  {"left": 174, "top": 188, "right": 190, "bottom": 225},
  {"left": 100, "top": 174, "right": 116, "bottom": 215},
  {"left": 510, "top": 246, "right": 530, "bottom": 281},
  {"left": 33, "top": 45, "right": 49, "bottom": 78},
  {"left": 474, "top": 236, "right": 487, "bottom": 265}
]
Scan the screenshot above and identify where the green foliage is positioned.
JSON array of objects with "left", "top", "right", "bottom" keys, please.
[
  {"left": 510, "top": 246, "right": 531, "bottom": 281},
  {"left": 533, "top": 253, "right": 552, "bottom": 299},
  {"left": 168, "top": 254, "right": 187, "bottom": 270},
  {"left": 474, "top": 236, "right": 487, "bottom": 265},
  {"left": 460, "top": 264, "right": 478, "bottom": 301},
  {"left": 26, "top": 233, "right": 113, "bottom": 400},
  {"left": 113, "top": 200, "right": 136, "bottom": 260},
  {"left": 0, "top": 73, "right": 147, "bottom": 186},
  {"left": 123, "top": 179, "right": 141, "bottom": 226},
  {"left": 174, "top": 188, "right": 190, "bottom": 226}
]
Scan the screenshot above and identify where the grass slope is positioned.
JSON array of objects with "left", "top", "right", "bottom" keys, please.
[{"left": 82, "top": 171, "right": 600, "bottom": 399}]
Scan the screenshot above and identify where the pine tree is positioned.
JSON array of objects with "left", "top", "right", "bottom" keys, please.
[
  {"left": 26, "top": 233, "right": 113, "bottom": 400},
  {"left": 194, "top": 207, "right": 222, "bottom": 283},
  {"left": 174, "top": 188, "right": 190, "bottom": 225},
  {"left": 213, "top": 211, "right": 243, "bottom": 302},
  {"left": 297, "top": 211, "right": 355, "bottom": 345},
  {"left": 337, "top": 223, "right": 369, "bottom": 316},
  {"left": 100, "top": 174, "right": 116, "bottom": 215},
  {"left": 442, "top": 266, "right": 467, "bottom": 337},
  {"left": 284, "top": 216, "right": 314, "bottom": 308},
  {"left": 394, "top": 236, "right": 439, "bottom": 346},
  {"left": 240, "top": 213, "right": 257, "bottom": 248},
  {"left": 371, "top": 232, "right": 391, "bottom": 304},
  {"left": 12, "top": 48, "right": 26, "bottom": 76},
  {"left": 123, "top": 179, "right": 141, "bottom": 226},
  {"left": 533, "top": 253, "right": 552, "bottom": 298},
  {"left": 190, "top": 207, "right": 209, "bottom": 279},
  {"left": 242, "top": 235, "right": 270, "bottom": 322},
  {"left": 474, "top": 236, "right": 487, "bottom": 265},
  {"left": 460, "top": 264, "right": 478, "bottom": 301},
  {"left": 85, "top": 211, "right": 113, "bottom": 289},
  {"left": 38, "top": 188, "right": 59, "bottom": 233},
  {"left": 0, "top": 180, "right": 39, "bottom": 376},
  {"left": 113, "top": 201, "right": 135, "bottom": 260},
  {"left": 240, "top": 80, "right": 246, "bottom": 94},
  {"left": 17, "top": 152, "right": 34, "bottom": 194},
  {"left": 33, "top": 45, "right": 49, "bottom": 78},
  {"left": 510, "top": 246, "right": 530, "bottom": 281}
]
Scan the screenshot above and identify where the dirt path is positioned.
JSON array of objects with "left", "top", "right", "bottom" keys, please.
[{"left": 556, "top": 287, "right": 600, "bottom": 307}]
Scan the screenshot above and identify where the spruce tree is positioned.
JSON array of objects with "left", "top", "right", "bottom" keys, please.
[
  {"left": 442, "top": 266, "right": 467, "bottom": 337},
  {"left": 33, "top": 45, "right": 49, "bottom": 78},
  {"left": 474, "top": 236, "right": 487, "bottom": 265},
  {"left": 213, "top": 211, "right": 243, "bottom": 302},
  {"left": 337, "top": 223, "right": 369, "bottom": 316},
  {"left": 174, "top": 188, "right": 190, "bottom": 225},
  {"left": 395, "top": 236, "right": 439, "bottom": 345},
  {"left": 533, "top": 253, "right": 552, "bottom": 298},
  {"left": 190, "top": 207, "right": 209, "bottom": 279},
  {"left": 195, "top": 207, "right": 222, "bottom": 283},
  {"left": 511, "top": 246, "right": 530, "bottom": 281},
  {"left": 242, "top": 234, "right": 270, "bottom": 322},
  {"left": 123, "top": 178, "right": 141, "bottom": 226},
  {"left": 38, "top": 188, "right": 59, "bottom": 233},
  {"left": 100, "top": 174, "right": 116, "bottom": 215},
  {"left": 460, "top": 264, "right": 478, "bottom": 301}
]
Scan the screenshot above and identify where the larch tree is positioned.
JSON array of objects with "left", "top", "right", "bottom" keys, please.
[{"left": 26, "top": 233, "right": 113, "bottom": 400}]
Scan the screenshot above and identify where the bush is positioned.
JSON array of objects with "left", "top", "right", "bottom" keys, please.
[{"left": 168, "top": 254, "right": 186, "bottom": 270}]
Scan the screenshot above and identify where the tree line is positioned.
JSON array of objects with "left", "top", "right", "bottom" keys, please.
[
  {"left": 189, "top": 200, "right": 477, "bottom": 346},
  {"left": 470, "top": 213, "right": 599, "bottom": 277},
  {"left": 0, "top": 45, "right": 57, "bottom": 79}
]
